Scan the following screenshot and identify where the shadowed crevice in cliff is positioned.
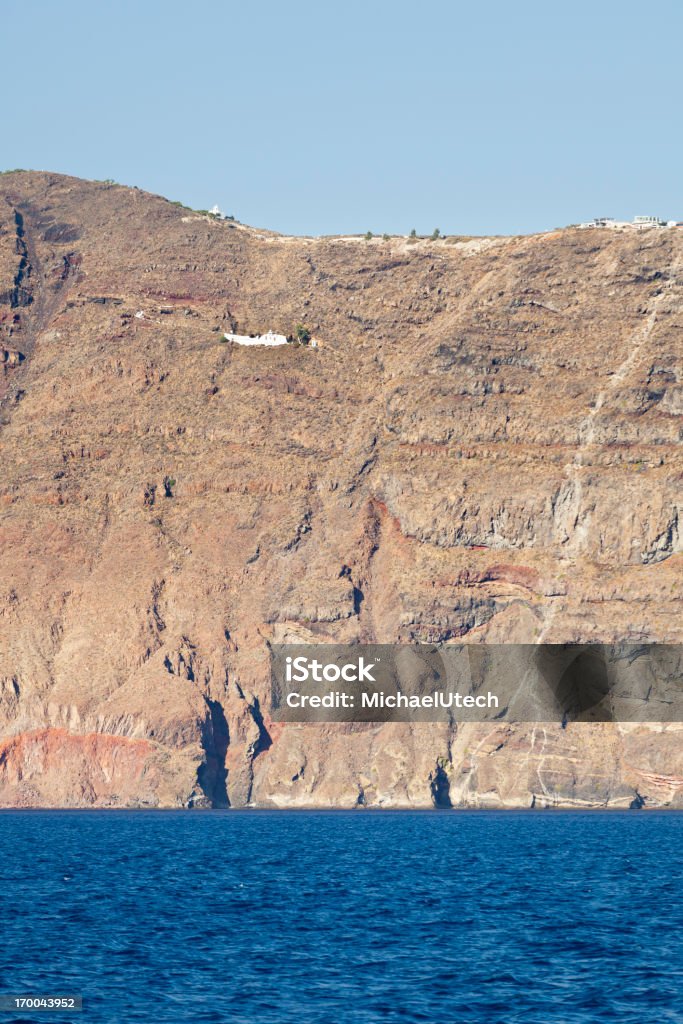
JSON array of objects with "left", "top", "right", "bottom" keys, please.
[
  {"left": 0, "top": 205, "right": 37, "bottom": 330},
  {"left": 1, "top": 199, "right": 69, "bottom": 418},
  {"left": 9, "top": 211, "right": 32, "bottom": 309},
  {"left": 198, "top": 698, "right": 230, "bottom": 807},
  {"left": 249, "top": 696, "right": 272, "bottom": 759},
  {"left": 430, "top": 762, "right": 452, "bottom": 808}
]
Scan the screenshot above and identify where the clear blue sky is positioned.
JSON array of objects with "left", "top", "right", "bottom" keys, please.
[{"left": 3, "top": 0, "right": 681, "bottom": 236}]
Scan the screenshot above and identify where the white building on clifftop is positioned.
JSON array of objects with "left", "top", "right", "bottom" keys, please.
[
  {"left": 578, "top": 214, "right": 677, "bottom": 230},
  {"left": 633, "top": 215, "right": 667, "bottom": 228},
  {"left": 223, "top": 330, "right": 289, "bottom": 347}
]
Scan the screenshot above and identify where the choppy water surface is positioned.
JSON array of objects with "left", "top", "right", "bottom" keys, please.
[{"left": 0, "top": 810, "right": 681, "bottom": 1023}]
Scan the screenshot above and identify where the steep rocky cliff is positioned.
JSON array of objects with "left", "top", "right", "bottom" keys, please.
[{"left": 1, "top": 171, "right": 681, "bottom": 808}]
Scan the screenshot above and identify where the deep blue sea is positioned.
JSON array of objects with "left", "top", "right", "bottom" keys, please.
[{"left": 0, "top": 811, "right": 682, "bottom": 1024}]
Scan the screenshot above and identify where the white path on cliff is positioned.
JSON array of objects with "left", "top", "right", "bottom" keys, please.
[{"left": 537, "top": 254, "right": 683, "bottom": 643}]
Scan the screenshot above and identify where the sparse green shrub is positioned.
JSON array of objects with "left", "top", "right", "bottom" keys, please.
[
  {"left": 382, "top": 233, "right": 390, "bottom": 241},
  {"left": 364, "top": 230, "right": 373, "bottom": 240},
  {"left": 409, "top": 228, "right": 417, "bottom": 238},
  {"left": 296, "top": 324, "right": 311, "bottom": 344},
  {"left": 431, "top": 227, "right": 441, "bottom": 240}
]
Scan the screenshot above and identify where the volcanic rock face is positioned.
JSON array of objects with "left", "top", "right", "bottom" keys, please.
[{"left": 0, "top": 171, "right": 681, "bottom": 808}]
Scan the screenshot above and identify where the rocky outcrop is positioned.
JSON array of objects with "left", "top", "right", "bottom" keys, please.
[
  {"left": 0, "top": 348, "right": 23, "bottom": 366},
  {"left": 0, "top": 170, "right": 682, "bottom": 808}
]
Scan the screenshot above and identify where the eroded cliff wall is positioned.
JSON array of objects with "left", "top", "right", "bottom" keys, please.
[{"left": 1, "top": 172, "right": 681, "bottom": 808}]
